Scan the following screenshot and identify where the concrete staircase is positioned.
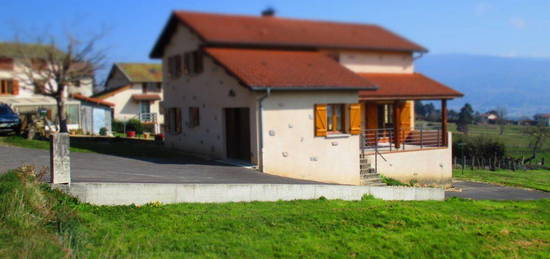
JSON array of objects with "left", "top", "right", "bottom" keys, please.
[{"left": 360, "top": 154, "right": 386, "bottom": 186}]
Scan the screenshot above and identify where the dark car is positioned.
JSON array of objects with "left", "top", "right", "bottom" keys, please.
[{"left": 0, "top": 104, "right": 21, "bottom": 134}]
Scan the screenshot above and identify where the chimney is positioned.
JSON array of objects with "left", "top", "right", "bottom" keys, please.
[{"left": 261, "top": 7, "right": 275, "bottom": 17}]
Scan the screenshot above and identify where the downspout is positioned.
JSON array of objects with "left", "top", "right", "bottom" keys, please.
[{"left": 257, "top": 88, "right": 271, "bottom": 172}]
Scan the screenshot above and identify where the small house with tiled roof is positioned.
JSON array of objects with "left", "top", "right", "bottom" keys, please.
[
  {"left": 150, "top": 10, "right": 463, "bottom": 186},
  {"left": 0, "top": 42, "right": 96, "bottom": 131},
  {"left": 96, "top": 63, "right": 163, "bottom": 133}
]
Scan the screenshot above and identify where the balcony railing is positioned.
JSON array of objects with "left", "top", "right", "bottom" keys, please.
[
  {"left": 139, "top": 112, "right": 157, "bottom": 123},
  {"left": 361, "top": 127, "right": 446, "bottom": 153}
]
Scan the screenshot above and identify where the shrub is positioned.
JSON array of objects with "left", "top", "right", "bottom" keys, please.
[
  {"left": 125, "top": 119, "right": 144, "bottom": 134},
  {"left": 453, "top": 135, "right": 506, "bottom": 160},
  {"left": 99, "top": 127, "right": 108, "bottom": 136},
  {"left": 111, "top": 120, "right": 124, "bottom": 133}
]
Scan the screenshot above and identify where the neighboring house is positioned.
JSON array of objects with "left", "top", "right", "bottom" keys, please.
[
  {"left": 480, "top": 112, "right": 498, "bottom": 124},
  {"left": 534, "top": 114, "right": 550, "bottom": 126},
  {"left": 0, "top": 42, "right": 94, "bottom": 130},
  {"left": 150, "top": 11, "right": 463, "bottom": 186},
  {"left": 71, "top": 94, "right": 114, "bottom": 135},
  {"left": 95, "top": 63, "right": 163, "bottom": 133}
]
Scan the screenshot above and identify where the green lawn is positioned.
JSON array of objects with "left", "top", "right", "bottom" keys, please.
[
  {"left": 2, "top": 169, "right": 549, "bottom": 258},
  {"left": 454, "top": 169, "right": 550, "bottom": 192}
]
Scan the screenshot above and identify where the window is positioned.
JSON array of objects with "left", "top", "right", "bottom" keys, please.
[
  {"left": 168, "top": 51, "right": 203, "bottom": 79},
  {"left": 327, "top": 104, "right": 345, "bottom": 133},
  {"left": 167, "top": 55, "right": 182, "bottom": 79},
  {"left": 314, "top": 103, "right": 361, "bottom": 137},
  {"left": 183, "top": 51, "right": 203, "bottom": 75},
  {"left": 66, "top": 104, "right": 79, "bottom": 125},
  {"left": 140, "top": 101, "right": 151, "bottom": 114},
  {"left": 188, "top": 107, "right": 200, "bottom": 128},
  {"left": 0, "top": 79, "right": 19, "bottom": 96},
  {"left": 377, "top": 103, "right": 393, "bottom": 129},
  {"left": 166, "top": 107, "right": 182, "bottom": 134},
  {"left": 143, "top": 82, "right": 161, "bottom": 93}
]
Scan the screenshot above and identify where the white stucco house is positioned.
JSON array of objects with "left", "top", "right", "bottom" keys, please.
[
  {"left": 149, "top": 11, "right": 463, "bottom": 186},
  {"left": 0, "top": 42, "right": 95, "bottom": 131},
  {"left": 95, "top": 63, "right": 163, "bottom": 133}
]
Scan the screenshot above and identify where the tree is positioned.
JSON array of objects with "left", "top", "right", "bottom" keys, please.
[
  {"left": 414, "top": 100, "right": 426, "bottom": 120},
  {"left": 522, "top": 125, "right": 549, "bottom": 163},
  {"left": 457, "top": 103, "right": 474, "bottom": 135},
  {"left": 13, "top": 33, "right": 105, "bottom": 133},
  {"left": 495, "top": 106, "right": 507, "bottom": 135}
]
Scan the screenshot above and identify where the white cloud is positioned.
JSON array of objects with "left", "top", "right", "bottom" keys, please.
[
  {"left": 509, "top": 18, "right": 527, "bottom": 29},
  {"left": 474, "top": 2, "right": 491, "bottom": 16}
]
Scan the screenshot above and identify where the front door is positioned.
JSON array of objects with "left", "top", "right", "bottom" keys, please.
[{"left": 224, "top": 108, "right": 251, "bottom": 162}]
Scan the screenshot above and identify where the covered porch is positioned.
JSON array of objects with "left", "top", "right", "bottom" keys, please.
[{"left": 358, "top": 73, "right": 464, "bottom": 154}]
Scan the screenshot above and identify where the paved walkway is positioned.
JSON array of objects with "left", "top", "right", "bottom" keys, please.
[
  {"left": 446, "top": 180, "right": 550, "bottom": 200},
  {"left": 0, "top": 146, "right": 319, "bottom": 184}
]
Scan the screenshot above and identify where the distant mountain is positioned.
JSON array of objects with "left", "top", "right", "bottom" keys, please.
[{"left": 415, "top": 54, "right": 550, "bottom": 118}]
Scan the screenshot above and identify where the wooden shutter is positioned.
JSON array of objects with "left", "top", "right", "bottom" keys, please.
[
  {"left": 349, "top": 103, "right": 361, "bottom": 135},
  {"left": 12, "top": 80, "right": 19, "bottom": 95},
  {"left": 0, "top": 80, "right": 5, "bottom": 95},
  {"left": 165, "top": 108, "right": 172, "bottom": 133},
  {"left": 167, "top": 57, "right": 173, "bottom": 78},
  {"left": 400, "top": 101, "right": 412, "bottom": 131},
  {"left": 175, "top": 108, "right": 182, "bottom": 134},
  {"left": 314, "top": 104, "right": 327, "bottom": 137},
  {"left": 400, "top": 101, "right": 412, "bottom": 141}
]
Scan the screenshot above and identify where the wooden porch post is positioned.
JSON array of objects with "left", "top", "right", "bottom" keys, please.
[
  {"left": 393, "top": 101, "right": 401, "bottom": 149},
  {"left": 441, "top": 99, "right": 448, "bottom": 146}
]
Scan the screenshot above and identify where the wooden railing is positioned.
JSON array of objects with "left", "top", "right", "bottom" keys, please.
[{"left": 361, "top": 127, "right": 446, "bottom": 152}]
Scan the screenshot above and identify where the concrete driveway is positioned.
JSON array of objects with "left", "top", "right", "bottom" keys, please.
[
  {"left": 446, "top": 180, "right": 550, "bottom": 200},
  {"left": 0, "top": 146, "right": 319, "bottom": 184}
]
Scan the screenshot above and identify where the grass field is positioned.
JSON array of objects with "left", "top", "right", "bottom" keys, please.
[
  {"left": 454, "top": 169, "right": 550, "bottom": 192},
  {"left": 446, "top": 123, "right": 550, "bottom": 162},
  {"left": 1, "top": 168, "right": 549, "bottom": 258}
]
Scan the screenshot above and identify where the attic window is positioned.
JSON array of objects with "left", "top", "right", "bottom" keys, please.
[{"left": 183, "top": 50, "right": 203, "bottom": 75}]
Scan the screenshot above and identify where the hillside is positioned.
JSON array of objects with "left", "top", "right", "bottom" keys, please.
[{"left": 416, "top": 54, "right": 550, "bottom": 117}]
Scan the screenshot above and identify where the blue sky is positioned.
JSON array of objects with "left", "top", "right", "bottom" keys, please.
[{"left": 2, "top": 0, "right": 549, "bottom": 65}]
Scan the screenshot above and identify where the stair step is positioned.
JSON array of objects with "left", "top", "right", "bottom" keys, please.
[
  {"left": 364, "top": 183, "right": 387, "bottom": 187},
  {"left": 360, "top": 173, "right": 380, "bottom": 179},
  {"left": 361, "top": 178, "right": 384, "bottom": 184}
]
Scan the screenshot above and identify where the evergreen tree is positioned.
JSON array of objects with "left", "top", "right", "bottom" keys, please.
[{"left": 457, "top": 103, "right": 474, "bottom": 135}]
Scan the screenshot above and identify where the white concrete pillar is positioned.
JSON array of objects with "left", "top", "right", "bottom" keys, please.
[{"left": 50, "top": 133, "right": 71, "bottom": 184}]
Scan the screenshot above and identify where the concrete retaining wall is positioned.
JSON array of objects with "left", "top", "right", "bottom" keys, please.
[{"left": 55, "top": 183, "right": 444, "bottom": 205}]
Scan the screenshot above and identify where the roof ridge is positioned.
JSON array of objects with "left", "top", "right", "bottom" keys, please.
[{"left": 174, "top": 10, "right": 382, "bottom": 28}]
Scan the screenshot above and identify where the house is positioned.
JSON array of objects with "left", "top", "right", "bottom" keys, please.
[
  {"left": 149, "top": 11, "right": 463, "bottom": 186},
  {"left": 0, "top": 42, "right": 94, "bottom": 130},
  {"left": 95, "top": 63, "right": 163, "bottom": 134},
  {"left": 479, "top": 111, "right": 498, "bottom": 124},
  {"left": 70, "top": 94, "right": 114, "bottom": 135},
  {"left": 534, "top": 113, "right": 550, "bottom": 126}
]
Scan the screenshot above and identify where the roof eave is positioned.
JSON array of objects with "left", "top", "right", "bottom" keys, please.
[
  {"left": 359, "top": 94, "right": 463, "bottom": 101},
  {"left": 251, "top": 86, "right": 379, "bottom": 91}
]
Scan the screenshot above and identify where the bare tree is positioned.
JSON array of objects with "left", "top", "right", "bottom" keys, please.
[
  {"left": 13, "top": 32, "right": 106, "bottom": 132},
  {"left": 495, "top": 106, "right": 507, "bottom": 135},
  {"left": 522, "top": 125, "right": 549, "bottom": 163}
]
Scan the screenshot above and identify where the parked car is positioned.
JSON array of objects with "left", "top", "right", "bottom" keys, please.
[{"left": 0, "top": 104, "right": 21, "bottom": 134}]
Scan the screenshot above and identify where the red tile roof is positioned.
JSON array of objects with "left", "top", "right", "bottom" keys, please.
[
  {"left": 358, "top": 73, "right": 463, "bottom": 100},
  {"left": 150, "top": 11, "right": 427, "bottom": 58},
  {"left": 131, "top": 94, "right": 162, "bottom": 101},
  {"left": 205, "top": 48, "right": 376, "bottom": 90},
  {"left": 71, "top": 94, "right": 115, "bottom": 107}
]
